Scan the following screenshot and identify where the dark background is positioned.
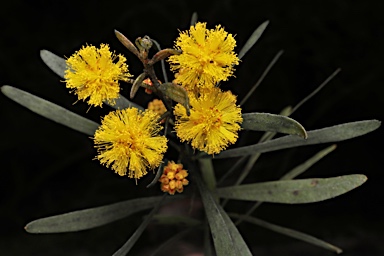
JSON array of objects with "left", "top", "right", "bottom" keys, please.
[{"left": 1, "top": 0, "right": 383, "bottom": 255}]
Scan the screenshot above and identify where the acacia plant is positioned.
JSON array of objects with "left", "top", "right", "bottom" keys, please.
[{"left": 2, "top": 13, "right": 380, "bottom": 255}]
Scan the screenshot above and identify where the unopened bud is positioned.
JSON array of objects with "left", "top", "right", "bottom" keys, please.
[
  {"left": 135, "top": 36, "right": 153, "bottom": 52},
  {"left": 149, "top": 49, "right": 181, "bottom": 66},
  {"left": 115, "top": 30, "right": 140, "bottom": 58},
  {"left": 130, "top": 73, "right": 147, "bottom": 99}
]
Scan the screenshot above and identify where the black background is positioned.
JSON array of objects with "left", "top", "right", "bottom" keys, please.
[{"left": 1, "top": 0, "right": 383, "bottom": 255}]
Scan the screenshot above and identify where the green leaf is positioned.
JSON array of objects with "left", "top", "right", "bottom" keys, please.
[
  {"left": 235, "top": 145, "right": 337, "bottom": 225},
  {"left": 242, "top": 112, "right": 307, "bottom": 138},
  {"left": 291, "top": 68, "right": 341, "bottom": 114},
  {"left": 194, "top": 165, "right": 252, "bottom": 256},
  {"left": 159, "top": 82, "right": 190, "bottom": 114},
  {"left": 220, "top": 153, "right": 261, "bottom": 208},
  {"left": 40, "top": 49, "right": 67, "bottom": 77},
  {"left": 218, "top": 106, "right": 293, "bottom": 187},
  {"left": 150, "top": 214, "right": 201, "bottom": 226},
  {"left": 112, "top": 195, "right": 165, "bottom": 256},
  {"left": 229, "top": 213, "right": 342, "bottom": 254},
  {"left": 240, "top": 50, "right": 284, "bottom": 106},
  {"left": 281, "top": 144, "right": 337, "bottom": 180},
  {"left": 199, "top": 158, "right": 216, "bottom": 190},
  {"left": 217, "top": 174, "right": 367, "bottom": 204},
  {"left": 113, "top": 94, "right": 144, "bottom": 110},
  {"left": 258, "top": 106, "right": 292, "bottom": 142},
  {"left": 216, "top": 120, "right": 381, "bottom": 159},
  {"left": 25, "top": 196, "right": 165, "bottom": 233},
  {"left": 40, "top": 49, "right": 143, "bottom": 110},
  {"left": 2, "top": 85, "right": 99, "bottom": 136},
  {"left": 146, "top": 161, "right": 165, "bottom": 188},
  {"left": 203, "top": 221, "right": 214, "bottom": 256},
  {"left": 190, "top": 12, "right": 198, "bottom": 26},
  {"left": 238, "top": 20, "right": 269, "bottom": 60},
  {"left": 130, "top": 72, "right": 147, "bottom": 99}
]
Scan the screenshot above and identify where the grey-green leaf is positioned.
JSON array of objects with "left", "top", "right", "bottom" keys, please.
[
  {"left": 281, "top": 144, "right": 337, "bottom": 180},
  {"left": 218, "top": 205, "right": 253, "bottom": 256},
  {"left": 40, "top": 49, "right": 143, "bottom": 110},
  {"left": 217, "top": 174, "right": 367, "bottom": 204},
  {"left": 131, "top": 72, "right": 147, "bottom": 99},
  {"left": 216, "top": 120, "right": 381, "bottom": 159},
  {"left": 40, "top": 49, "right": 67, "bottom": 77},
  {"left": 25, "top": 196, "right": 164, "bottom": 233},
  {"left": 240, "top": 50, "right": 284, "bottom": 106},
  {"left": 112, "top": 196, "right": 165, "bottom": 256},
  {"left": 238, "top": 20, "right": 269, "bottom": 60},
  {"left": 113, "top": 94, "right": 144, "bottom": 110},
  {"left": 195, "top": 168, "right": 252, "bottom": 256},
  {"left": 242, "top": 112, "right": 307, "bottom": 138},
  {"left": 2, "top": 85, "right": 99, "bottom": 136},
  {"left": 203, "top": 222, "right": 214, "bottom": 256},
  {"left": 159, "top": 82, "right": 190, "bottom": 114},
  {"left": 229, "top": 213, "right": 342, "bottom": 254},
  {"left": 234, "top": 144, "right": 338, "bottom": 225},
  {"left": 199, "top": 158, "right": 216, "bottom": 190},
  {"left": 190, "top": 12, "right": 198, "bottom": 26}
]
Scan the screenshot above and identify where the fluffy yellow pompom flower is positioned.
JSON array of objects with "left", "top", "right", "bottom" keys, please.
[
  {"left": 65, "top": 44, "right": 132, "bottom": 107},
  {"left": 168, "top": 22, "right": 239, "bottom": 92},
  {"left": 94, "top": 108, "right": 168, "bottom": 179},
  {"left": 174, "top": 87, "right": 242, "bottom": 155}
]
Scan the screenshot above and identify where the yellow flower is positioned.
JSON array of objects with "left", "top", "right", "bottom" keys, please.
[
  {"left": 94, "top": 108, "right": 168, "bottom": 179},
  {"left": 173, "top": 87, "right": 242, "bottom": 155},
  {"left": 159, "top": 161, "right": 189, "bottom": 195},
  {"left": 147, "top": 99, "right": 167, "bottom": 124},
  {"left": 168, "top": 22, "right": 239, "bottom": 92},
  {"left": 65, "top": 44, "right": 132, "bottom": 107},
  {"left": 147, "top": 99, "right": 167, "bottom": 117}
]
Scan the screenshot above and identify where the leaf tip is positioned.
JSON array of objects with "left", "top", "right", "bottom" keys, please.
[
  {"left": 1, "top": 85, "right": 11, "bottom": 94},
  {"left": 366, "top": 119, "right": 382, "bottom": 131},
  {"left": 40, "top": 49, "right": 52, "bottom": 62},
  {"left": 114, "top": 29, "right": 122, "bottom": 36},
  {"left": 24, "top": 222, "right": 35, "bottom": 233},
  {"left": 352, "top": 174, "right": 368, "bottom": 187}
]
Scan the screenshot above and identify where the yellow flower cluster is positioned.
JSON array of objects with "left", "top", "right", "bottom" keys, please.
[
  {"left": 65, "top": 44, "right": 131, "bottom": 107},
  {"left": 65, "top": 22, "right": 242, "bottom": 185},
  {"left": 168, "top": 22, "right": 243, "bottom": 155},
  {"left": 159, "top": 161, "right": 189, "bottom": 195},
  {"left": 174, "top": 87, "right": 242, "bottom": 155},
  {"left": 94, "top": 108, "right": 168, "bottom": 180},
  {"left": 168, "top": 22, "right": 239, "bottom": 93}
]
